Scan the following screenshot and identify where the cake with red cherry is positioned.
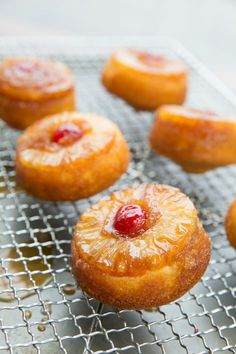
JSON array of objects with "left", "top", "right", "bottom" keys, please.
[
  {"left": 15, "top": 111, "right": 130, "bottom": 200},
  {"left": 102, "top": 49, "right": 187, "bottom": 110},
  {"left": 71, "top": 183, "right": 211, "bottom": 309},
  {"left": 0, "top": 57, "right": 76, "bottom": 129}
]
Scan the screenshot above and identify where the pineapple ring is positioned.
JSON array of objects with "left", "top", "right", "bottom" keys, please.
[
  {"left": 225, "top": 200, "right": 236, "bottom": 249},
  {"left": 102, "top": 49, "right": 187, "bottom": 110},
  {"left": 150, "top": 105, "right": 236, "bottom": 173},
  {"left": 15, "top": 112, "right": 130, "bottom": 201},
  {"left": 72, "top": 183, "right": 210, "bottom": 309},
  {"left": 0, "top": 57, "right": 76, "bottom": 129}
]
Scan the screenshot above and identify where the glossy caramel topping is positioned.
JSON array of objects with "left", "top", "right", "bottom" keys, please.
[
  {"left": 161, "top": 105, "right": 227, "bottom": 122},
  {"left": 138, "top": 53, "right": 166, "bottom": 66},
  {"left": 17, "top": 112, "right": 116, "bottom": 167},
  {"left": 74, "top": 184, "right": 198, "bottom": 276},
  {"left": 0, "top": 58, "right": 74, "bottom": 100},
  {"left": 113, "top": 49, "right": 186, "bottom": 75}
]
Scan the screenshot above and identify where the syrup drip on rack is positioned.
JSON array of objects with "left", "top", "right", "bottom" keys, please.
[
  {"left": 41, "top": 301, "right": 52, "bottom": 316},
  {"left": 0, "top": 233, "right": 53, "bottom": 302},
  {"left": 24, "top": 310, "right": 32, "bottom": 320},
  {"left": 62, "top": 284, "right": 77, "bottom": 296},
  {"left": 38, "top": 300, "right": 52, "bottom": 332},
  {"left": 0, "top": 174, "right": 22, "bottom": 194},
  {"left": 37, "top": 324, "right": 46, "bottom": 332}
]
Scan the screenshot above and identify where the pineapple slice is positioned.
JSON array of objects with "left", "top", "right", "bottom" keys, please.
[
  {"left": 72, "top": 183, "right": 210, "bottom": 309},
  {"left": 15, "top": 112, "right": 130, "bottom": 200}
]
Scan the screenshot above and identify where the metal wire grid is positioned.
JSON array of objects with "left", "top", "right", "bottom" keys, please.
[{"left": 0, "top": 38, "right": 235, "bottom": 354}]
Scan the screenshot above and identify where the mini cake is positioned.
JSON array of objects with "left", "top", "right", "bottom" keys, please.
[
  {"left": 102, "top": 49, "right": 187, "bottom": 110},
  {"left": 150, "top": 105, "right": 236, "bottom": 173},
  {"left": 15, "top": 111, "right": 130, "bottom": 200},
  {"left": 0, "top": 57, "right": 76, "bottom": 129},
  {"left": 225, "top": 200, "right": 236, "bottom": 249},
  {"left": 72, "top": 183, "right": 211, "bottom": 309}
]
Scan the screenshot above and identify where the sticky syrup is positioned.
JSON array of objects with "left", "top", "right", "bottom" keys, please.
[
  {"left": 37, "top": 324, "right": 46, "bottom": 332},
  {"left": 62, "top": 284, "right": 77, "bottom": 296},
  {"left": 40, "top": 301, "right": 52, "bottom": 316},
  {"left": 0, "top": 233, "right": 53, "bottom": 302},
  {"left": 24, "top": 310, "right": 32, "bottom": 320},
  {"left": 0, "top": 174, "right": 21, "bottom": 194}
]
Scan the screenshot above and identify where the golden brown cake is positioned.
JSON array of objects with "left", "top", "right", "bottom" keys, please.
[
  {"left": 15, "top": 111, "right": 130, "bottom": 200},
  {"left": 102, "top": 49, "right": 187, "bottom": 110},
  {"left": 72, "top": 183, "right": 210, "bottom": 309},
  {"left": 225, "top": 200, "right": 236, "bottom": 249},
  {"left": 150, "top": 105, "right": 236, "bottom": 173},
  {"left": 0, "top": 58, "right": 76, "bottom": 129}
]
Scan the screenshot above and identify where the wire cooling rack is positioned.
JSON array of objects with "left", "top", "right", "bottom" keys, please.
[{"left": 0, "top": 37, "right": 235, "bottom": 354}]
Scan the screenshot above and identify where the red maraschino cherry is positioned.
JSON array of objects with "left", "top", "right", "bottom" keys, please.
[
  {"left": 142, "top": 53, "right": 165, "bottom": 66},
  {"left": 53, "top": 123, "right": 83, "bottom": 146},
  {"left": 113, "top": 204, "right": 147, "bottom": 237}
]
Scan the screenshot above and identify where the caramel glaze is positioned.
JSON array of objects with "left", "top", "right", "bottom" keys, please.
[
  {"left": 72, "top": 183, "right": 211, "bottom": 309},
  {"left": 225, "top": 200, "right": 236, "bottom": 249},
  {"left": 150, "top": 105, "right": 236, "bottom": 173},
  {"left": 0, "top": 58, "right": 75, "bottom": 129},
  {"left": 15, "top": 112, "right": 130, "bottom": 201},
  {"left": 102, "top": 49, "right": 187, "bottom": 110}
]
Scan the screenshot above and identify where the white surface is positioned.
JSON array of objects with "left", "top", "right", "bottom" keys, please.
[{"left": 0, "top": 0, "right": 236, "bottom": 89}]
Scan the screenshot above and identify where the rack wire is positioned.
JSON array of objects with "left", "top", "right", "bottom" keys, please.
[{"left": 0, "top": 37, "right": 235, "bottom": 354}]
